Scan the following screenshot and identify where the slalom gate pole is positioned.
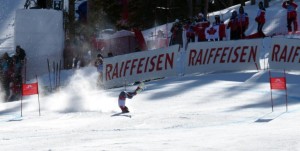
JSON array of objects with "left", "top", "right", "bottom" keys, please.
[
  {"left": 56, "top": 62, "right": 59, "bottom": 88},
  {"left": 124, "top": 79, "right": 127, "bottom": 91},
  {"left": 24, "top": 58, "right": 27, "bottom": 83},
  {"left": 47, "top": 59, "right": 52, "bottom": 92},
  {"left": 268, "top": 69, "right": 274, "bottom": 112},
  {"left": 59, "top": 60, "right": 61, "bottom": 88},
  {"left": 254, "top": 62, "right": 259, "bottom": 71},
  {"left": 52, "top": 61, "right": 55, "bottom": 89},
  {"left": 284, "top": 69, "right": 288, "bottom": 112},
  {"left": 21, "top": 91, "right": 23, "bottom": 117},
  {"left": 264, "top": 57, "right": 266, "bottom": 70},
  {"left": 36, "top": 75, "right": 41, "bottom": 116}
]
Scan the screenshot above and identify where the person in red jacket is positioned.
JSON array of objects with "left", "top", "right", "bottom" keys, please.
[
  {"left": 227, "top": 11, "right": 240, "bottom": 40},
  {"left": 255, "top": 1, "right": 266, "bottom": 37},
  {"left": 184, "top": 20, "right": 196, "bottom": 43},
  {"left": 237, "top": 6, "right": 249, "bottom": 39},
  {"left": 282, "top": 0, "right": 298, "bottom": 32},
  {"left": 213, "top": 15, "right": 226, "bottom": 41},
  {"left": 194, "top": 13, "right": 210, "bottom": 42}
]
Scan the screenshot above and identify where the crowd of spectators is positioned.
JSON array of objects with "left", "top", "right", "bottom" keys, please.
[
  {"left": 169, "top": 1, "right": 298, "bottom": 48},
  {"left": 169, "top": 5, "right": 250, "bottom": 48}
]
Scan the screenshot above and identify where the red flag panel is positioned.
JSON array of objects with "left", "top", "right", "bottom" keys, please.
[
  {"left": 270, "top": 77, "right": 286, "bottom": 90},
  {"left": 22, "top": 83, "right": 38, "bottom": 96},
  {"left": 133, "top": 28, "right": 148, "bottom": 50}
]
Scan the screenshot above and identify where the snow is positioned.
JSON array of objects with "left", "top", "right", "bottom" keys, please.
[
  {"left": 1, "top": 1, "right": 300, "bottom": 151},
  {"left": 0, "top": 0, "right": 26, "bottom": 53}
]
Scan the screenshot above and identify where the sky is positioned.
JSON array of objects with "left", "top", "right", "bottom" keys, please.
[{"left": 1, "top": 0, "right": 300, "bottom": 151}]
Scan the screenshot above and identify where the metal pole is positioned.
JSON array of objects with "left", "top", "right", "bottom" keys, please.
[
  {"left": 24, "top": 58, "right": 27, "bottom": 83},
  {"left": 56, "top": 62, "right": 59, "bottom": 88},
  {"left": 21, "top": 92, "right": 23, "bottom": 117},
  {"left": 59, "top": 60, "right": 61, "bottom": 88},
  {"left": 47, "top": 59, "right": 52, "bottom": 92},
  {"left": 166, "top": 0, "right": 169, "bottom": 47},
  {"left": 124, "top": 79, "right": 127, "bottom": 91}
]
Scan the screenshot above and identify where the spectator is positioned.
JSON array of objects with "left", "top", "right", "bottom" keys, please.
[
  {"left": 94, "top": 54, "right": 103, "bottom": 87},
  {"left": 135, "top": 47, "right": 142, "bottom": 52},
  {"left": 282, "top": 0, "right": 298, "bottom": 32},
  {"left": 0, "top": 52, "right": 13, "bottom": 101},
  {"left": 184, "top": 19, "right": 196, "bottom": 44},
  {"left": 195, "top": 13, "right": 207, "bottom": 22},
  {"left": 63, "top": 42, "right": 73, "bottom": 69},
  {"left": 213, "top": 15, "right": 226, "bottom": 41},
  {"left": 194, "top": 13, "right": 210, "bottom": 42},
  {"left": 12, "top": 55, "right": 22, "bottom": 81},
  {"left": 107, "top": 52, "right": 114, "bottom": 57},
  {"left": 255, "top": 1, "right": 266, "bottom": 37},
  {"left": 169, "top": 19, "right": 183, "bottom": 47},
  {"left": 72, "top": 54, "right": 81, "bottom": 69},
  {"left": 237, "top": 6, "right": 249, "bottom": 39},
  {"left": 11, "top": 55, "right": 22, "bottom": 100},
  {"left": 157, "top": 30, "right": 164, "bottom": 38},
  {"left": 76, "top": 1, "right": 88, "bottom": 23},
  {"left": 227, "top": 11, "right": 240, "bottom": 40},
  {"left": 24, "top": 0, "right": 31, "bottom": 9},
  {"left": 37, "top": 0, "right": 47, "bottom": 9},
  {"left": 15, "top": 45, "right": 26, "bottom": 63}
]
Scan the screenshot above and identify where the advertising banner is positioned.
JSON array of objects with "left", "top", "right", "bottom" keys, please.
[
  {"left": 185, "top": 39, "right": 262, "bottom": 74},
  {"left": 103, "top": 45, "right": 180, "bottom": 88},
  {"left": 269, "top": 37, "right": 300, "bottom": 70}
]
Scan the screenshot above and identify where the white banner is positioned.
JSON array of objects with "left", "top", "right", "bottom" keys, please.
[
  {"left": 103, "top": 45, "right": 180, "bottom": 88},
  {"left": 185, "top": 39, "right": 262, "bottom": 74},
  {"left": 269, "top": 37, "right": 300, "bottom": 70}
]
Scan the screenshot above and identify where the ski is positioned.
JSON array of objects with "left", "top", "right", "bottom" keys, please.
[{"left": 111, "top": 112, "right": 132, "bottom": 118}]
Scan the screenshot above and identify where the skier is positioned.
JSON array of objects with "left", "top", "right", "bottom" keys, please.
[{"left": 118, "top": 82, "right": 144, "bottom": 113}]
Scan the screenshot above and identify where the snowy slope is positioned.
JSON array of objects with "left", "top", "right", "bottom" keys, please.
[
  {"left": 0, "top": 0, "right": 26, "bottom": 53},
  {"left": 1, "top": 1, "right": 300, "bottom": 151},
  {"left": 1, "top": 69, "right": 300, "bottom": 151}
]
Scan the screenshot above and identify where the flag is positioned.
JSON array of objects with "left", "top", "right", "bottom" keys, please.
[
  {"left": 205, "top": 25, "right": 219, "bottom": 40},
  {"left": 270, "top": 77, "right": 286, "bottom": 90},
  {"left": 133, "top": 28, "right": 148, "bottom": 50},
  {"left": 22, "top": 82, "right": 38, "bottom": 96}
]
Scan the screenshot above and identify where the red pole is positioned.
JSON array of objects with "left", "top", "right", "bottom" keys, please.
[
  {"left": 268, "top": 69, "right": 274, "bottom": 112},
  {"left": 284, "top": 69, "right": 288, "bottom": 112},
  {"left": 36, "top": 75, "right": 41, "bottom": 116},
  {"left": 254, "top": 62, "right": 259, "bottom": 71}
]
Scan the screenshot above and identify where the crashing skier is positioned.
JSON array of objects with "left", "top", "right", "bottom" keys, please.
[{"left": 118, "top": 82, "right": 144, "bottom": 113}]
